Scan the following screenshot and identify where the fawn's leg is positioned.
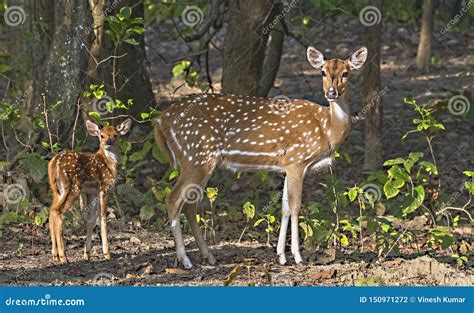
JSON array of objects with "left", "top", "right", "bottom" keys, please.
[
  {"left": 286, "top": 164, "right": 305, "bottom": 265},
  {"left": 55, "top": 188, "right": 80, "bottom": 263},
  {"left": 276, "top": 176, "right": 290, "bottom": 265},
  {"left": 99, "top": 190, "right": 111, "bottom": 260},
  {"left": 84, "top": 192, "right": 99, "bottom": 260}
]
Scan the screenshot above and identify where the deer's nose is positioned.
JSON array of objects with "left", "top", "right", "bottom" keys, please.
[
  {"left": 326, "top": 87, "right": 338, "bottom": 100},
  {"left": 106, "top": 139, "right": 113, "bottom": 146}
]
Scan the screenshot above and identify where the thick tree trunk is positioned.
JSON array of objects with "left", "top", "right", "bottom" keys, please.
[
  {"left": 222, "top": 0, "right": 276, "bottom": 95},
  {"left": 33, "top": 0, "right": 93, "bottom": 143},
  {"left": 98, "top": 0, "right": 156, "bottom": 117},
  {"left": 363, "top": 0, "right": 383, "bottom": 172},
  {"left": 416, "top": 0, "right": 436, "bottom": 72}
]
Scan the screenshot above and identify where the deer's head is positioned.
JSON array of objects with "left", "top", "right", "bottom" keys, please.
[
  {"left": 307, "top": 46, "right": 367, "bottom": 102},
  {"left": 86, "top": 118, "right": 132, "bottom": 151}
]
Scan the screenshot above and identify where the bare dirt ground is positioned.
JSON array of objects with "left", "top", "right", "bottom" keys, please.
[
  {"left": 0, "top": 221, "right": 472, "bottom": 286},
  {"left": 1, "top": 17, "right": 473, "bottom": 286}
]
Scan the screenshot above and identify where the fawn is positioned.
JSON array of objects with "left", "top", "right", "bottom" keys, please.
[
  {"left": 155, "top": 46, "right": 367, "bottom": 268},
  {"left": 48, "top": 118, "right": 131, "bottom": 263}
]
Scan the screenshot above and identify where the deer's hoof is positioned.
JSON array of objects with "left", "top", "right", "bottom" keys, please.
[
  {"left": 278, "top": 254, "right": 287, "bottom": 265},
  {"left": 181, "top": 256, "right": 193, "bottom": 269},
  {"left": 59, "top": 256, "right": 68, "bottom": 264},
  {"left": 104, "top": 253, "right": 111, "bottom": 261},
  {"left": 83, "top": 252, "right": 91, "bottom": 261},
  {"left": 293, "top": 253, "right": 304, "bottom": 266}
]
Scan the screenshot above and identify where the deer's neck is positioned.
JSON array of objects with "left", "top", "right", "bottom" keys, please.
[
  {"left": 327, "top": 94, "right": 351, "bottom": 150},
  {"left": 97, "top": 148, "right": 119, "bottom": 175}
]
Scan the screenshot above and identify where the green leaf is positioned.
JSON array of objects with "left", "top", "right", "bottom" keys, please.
[
  {"left": 340, "top": 234, "right": 349, "bottom": 246},
  {"left": 88, "top": 111, "right": 101, "bottom": 120},
  {"left": 119, "top": 7, "right": 132, "bottom": 19},
  {"left": 124, "top": 38, "right": 139, "bottom": 46},
  {"left": 0, "top": 64, "right": 12, "bottom": 73},
  {"left": 129, "top": 140, "right": 152, "bottom": 161},
  {"left": 140, "top": 112, "right": 150, "bottom": 120},
  {"left": 243, "top": 202, "right": 255, "bottom": 220},
  {"left": 168, "top": 170, "right": 179, "bottom": 181},
  {"left": 402, "top": 185, "right": 425, "bottom": 216},
  {"left": 299, "top": 222, "right": 313, "bottom": 240},
  {"left": 383, "top": 180, "right": 400, "bottom": 199},
  {"left": 347, "top": 187, "right": 359, "bottom": 202},
  {"left": 383, "top": 158, "right": 405, "bottom": 166},
  {"left": 254, "top": 218, "right": 264, "bottom": 227}
]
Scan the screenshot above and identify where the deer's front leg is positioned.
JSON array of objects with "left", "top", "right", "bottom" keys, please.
[
  {"left": 277, "top": 176, "right": 290, "bottom": 265},
  {"left": 99, "top": 190, "right": 111, "bottom": 260},
  {"left": 286, "top": 165, "right": 305, "bottom": 265}
]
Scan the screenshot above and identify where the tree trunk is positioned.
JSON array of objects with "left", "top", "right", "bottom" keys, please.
[
  {"left": 222, "top": 0, "right": 276, "bottom": 95},
  {"left": 256, "top": 9, "right": 284, "bottom": 97},
  {"left": 33, "top": 0, "right": 93, "bottom": 144},
  {"left": 363, "top": 0, "right": 383, "bottom": 172},
  {"left": 98, "top": 0, "right": 156, "bottom": 117},
  {"left": 416, "top": 0, "right": 436, "bottom": 72}
]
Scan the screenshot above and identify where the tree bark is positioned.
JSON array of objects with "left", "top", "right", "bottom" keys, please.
[
  {"left": 32, "top": 0, "right": 93, "bottom": 144},
  {"left": 416, "top": 0, "right": 436, "bottom": 72},
  {"left": 363, "top": 0, "right": 383, "bottom": 172},
  {"left": 256, "top": 9, "right": 284, "bottom": 97},
  {"left": 222, "top": 0, "right": 276, "bottom": 96}
]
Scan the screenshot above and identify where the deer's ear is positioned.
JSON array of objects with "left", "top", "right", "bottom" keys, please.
[
  {"left": 307, "top": 47, "right": 325, "bottom": 69},
  {"left": 86, "top": 120, "right": 100, "bottom": 137},
  {"left": 117, "top": 118, "right": 132, "bottom": 135},
  {"left": 347, "top": 47, "right": 368, "bottom": 70}
]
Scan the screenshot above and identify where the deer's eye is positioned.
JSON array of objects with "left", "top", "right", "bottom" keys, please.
[
  {"left": 321, "top": 71, "right": 326, "bottom": 77},
  {"left": 342, "top": 72, "right": 348, "bottom": 78}
]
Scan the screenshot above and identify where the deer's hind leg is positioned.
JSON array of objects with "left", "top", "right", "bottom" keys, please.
[
  {"left": 167, "top": 164, "right": 214, "bottom": 269},
  {"left": 182, "top": 172, "right": 215, "bottom": 265},
  {"left": 54, "top": 184, "right": 80, "bottom": 263}
]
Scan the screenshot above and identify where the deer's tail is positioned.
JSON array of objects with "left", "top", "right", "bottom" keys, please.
[
  {"left": 154, "top": 121, "right": 176, "bottom": 168},
  {"left": 48, "top": 156, "right": 67, "bottom": 210}
]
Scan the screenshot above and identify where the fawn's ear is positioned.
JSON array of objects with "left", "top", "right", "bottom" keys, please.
[
  {"left": 347, "top": 47, "right": 368, "bottom": 70},
  {"left": 86, "top": 120, "right": 100, "bottom": 137},
  {"left": 117, "top": 118, "right": 132, "bottom": 135},
  {"left": 307, "top": 47, "right": 325, "bottom": 69}
]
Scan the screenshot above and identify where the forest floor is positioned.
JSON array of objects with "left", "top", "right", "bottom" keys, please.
[
  {"left": 0, "top": 221, "right": 473, "bottom": 286},
  {"left": 1, "top": 18, "right": 473, "bottom": 286}
]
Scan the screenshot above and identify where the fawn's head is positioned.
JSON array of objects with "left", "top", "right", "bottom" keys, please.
[
  {"left": 307, "top": 46, "right": 367, "bottom": 101},
  {"left": 86, "top": 118, "right": 132, "bottom": 151}
]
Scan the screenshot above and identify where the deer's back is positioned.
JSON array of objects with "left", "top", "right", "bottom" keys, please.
[{"left": 159, "top": 93, "right": 332, "bottom": 170}]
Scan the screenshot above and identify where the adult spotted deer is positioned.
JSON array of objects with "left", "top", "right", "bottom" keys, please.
[
  {"left": 48, "top": 118, "right": 131, "bottom": 263},
  {"left": 155, "top": 47, "right": 367, "bottom": 268}
]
